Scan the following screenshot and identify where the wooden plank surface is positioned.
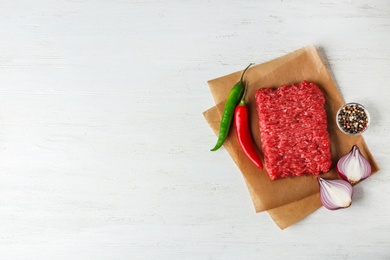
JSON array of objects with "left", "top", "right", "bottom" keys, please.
[{"left": 0, "top": 0, "right": 389, "bottom": 259}]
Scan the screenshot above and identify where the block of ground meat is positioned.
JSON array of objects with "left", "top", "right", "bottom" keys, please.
[{"left": 255, "top": 80, "right": 332, "bottom": 180}]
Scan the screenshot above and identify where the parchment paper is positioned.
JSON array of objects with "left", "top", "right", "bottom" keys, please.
[{"left": 203, "top": 45, "right": 379, "bottom": 229}]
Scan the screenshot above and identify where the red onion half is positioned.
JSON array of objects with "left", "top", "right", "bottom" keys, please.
[
  {"left": 318, "top": 178, "right": 353, "bottom": 210},
  {"left": 337, "top": 145, "right": 372, "bottom": 184}
]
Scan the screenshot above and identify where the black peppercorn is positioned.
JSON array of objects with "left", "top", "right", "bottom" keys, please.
[{"left": 336, "top": 103, "right": 369, "bottom": 135}]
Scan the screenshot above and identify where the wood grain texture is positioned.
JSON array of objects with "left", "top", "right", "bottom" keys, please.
[{"left": 0, "top": 0, "right": 389, "bottom": 259}]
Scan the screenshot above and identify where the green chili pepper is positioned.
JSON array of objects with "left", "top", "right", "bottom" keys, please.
[{"left": 211, "top": 63, "right": 254, "bottom": 151}]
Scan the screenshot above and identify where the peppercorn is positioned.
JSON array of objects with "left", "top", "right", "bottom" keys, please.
[{"left": 337, "top": 103, "right": 369, "bottom": 135}]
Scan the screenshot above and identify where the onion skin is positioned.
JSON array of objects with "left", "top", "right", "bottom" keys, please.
[
  {"left": 337, "top": 145, "right": 372, "bottom": 184},
  {"left": 318, "top": 178, "right": 353, "bottom": 210}
]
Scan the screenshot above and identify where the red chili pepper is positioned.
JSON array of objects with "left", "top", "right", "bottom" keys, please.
[{"left": 234, "top": 83, "right": 263, "bottom": 169}]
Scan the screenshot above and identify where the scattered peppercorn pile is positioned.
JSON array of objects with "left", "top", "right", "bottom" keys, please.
[{"left": 337, "top": 104, "right": 369, "bottom": 135}]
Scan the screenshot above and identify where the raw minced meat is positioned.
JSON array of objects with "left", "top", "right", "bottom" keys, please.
[{"left": 255, "top": 80, "right": 332, "bottom": 180}]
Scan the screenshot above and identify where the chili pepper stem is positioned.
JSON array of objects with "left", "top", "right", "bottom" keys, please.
[
  {"left": 240, "top": 63, "right": 255, "bottom": 83},
  {"left": 239, "top": 81, "right": 249, "bottom": 106}
]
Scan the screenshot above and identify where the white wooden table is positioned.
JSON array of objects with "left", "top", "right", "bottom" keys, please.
[{"left": 0, "top": 1, "right": 389, "bottom": 259}]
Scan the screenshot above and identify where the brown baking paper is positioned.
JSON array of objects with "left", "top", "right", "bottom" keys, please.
[{"left": 203, "top": 45, "right": 379, "bottom": 229}]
